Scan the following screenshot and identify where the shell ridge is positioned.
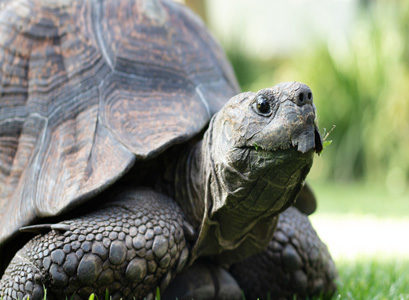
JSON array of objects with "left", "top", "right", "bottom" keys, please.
[
  {"left": 91, "top": 0, "right": 114, "bottom": 70},
  {"left": 30, "top": 113, "right": 49, "bottom": 215},
  {"left": 195, "top": 84, "right": 211, "bottom": 118}
]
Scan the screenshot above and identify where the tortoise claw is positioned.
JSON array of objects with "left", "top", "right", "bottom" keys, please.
[
  {"left": 182, "top": 221, "right": 196, "bottom": 242},
  {"left": 19, "top": 223, "right": 71, "bottom": 234}
]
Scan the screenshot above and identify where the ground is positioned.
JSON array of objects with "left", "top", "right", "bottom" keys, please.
[{"left": 310, "top": 181, "right": 409, "bottom": 299}]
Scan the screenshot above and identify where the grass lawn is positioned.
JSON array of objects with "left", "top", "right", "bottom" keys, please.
[
  {"left": 309, "top": 181, "right": 409, "bottom": 299},
  {"left": 333, "top": 259, "right": 409, "bottom": 300}
]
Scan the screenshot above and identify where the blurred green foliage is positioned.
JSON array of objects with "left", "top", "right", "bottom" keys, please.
[
  {"left": 309, "top": 180, "right": 409, "bottom": 218},
  {"left": 225, "top": 1, "right": 409, "bottom": 190}
]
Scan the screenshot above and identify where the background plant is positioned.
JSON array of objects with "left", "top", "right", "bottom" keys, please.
[{"left": 224, "top": 1, "right": 409, "bottom": 192}]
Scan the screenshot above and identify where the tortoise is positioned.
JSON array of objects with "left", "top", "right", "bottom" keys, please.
[{"left": 0, "top": 0, "right": 337, "bottom": 299}]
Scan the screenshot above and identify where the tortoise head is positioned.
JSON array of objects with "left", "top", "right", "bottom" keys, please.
[
  {"left": 207, "top": 82, "right": 322, "bottom": 242},
  {"left": 213, "top": 81, "right": 322, "bottom": 156}
]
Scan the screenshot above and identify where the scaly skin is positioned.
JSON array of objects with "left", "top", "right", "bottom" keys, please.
[
  {"left": 159, "top": 208, "right": 336, "bottom": 300},
  {"left": 0, "top": 83, "right": 332, "bottom": 299},
  {"left": 230, "top": 207, "right": 337, "bottom": 300},
  {"left": 0, "top": 189, "right": 189, "bottom": 299}
]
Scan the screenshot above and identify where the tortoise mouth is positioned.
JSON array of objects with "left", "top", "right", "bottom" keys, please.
[
  {"left": 290, "top": 124, "right": 323, "bottom": 154},
  {"left": 240, "top": 144, "right": 314, "bottom": 166},
  {"left": 245, "top": 143, "right": 296, "bottom": 153},
  {"left": 243, "top": 125, "right": 322, "bottom": 155},
  {"left": 314, "top": 125, "right": 323, "bottom": 154}
]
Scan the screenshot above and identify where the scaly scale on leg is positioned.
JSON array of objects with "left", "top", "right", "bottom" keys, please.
[{"left": 0, "top": 189, "right": 189, "bottom": 300}]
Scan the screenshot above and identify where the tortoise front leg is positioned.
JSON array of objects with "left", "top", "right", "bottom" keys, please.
[
  {"left": 230, "top": 207, "right": 337, "bottom": 300},
  {"left": 0, "top": 189, "right": 190, "bottom": 300},
  {"left": 162, "top": 261, "right": 242, "bottom": 300}
]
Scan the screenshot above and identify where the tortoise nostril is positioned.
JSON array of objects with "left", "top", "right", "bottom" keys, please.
[{"left": 293, "top": 85, "right": 313, "bottom": 106}]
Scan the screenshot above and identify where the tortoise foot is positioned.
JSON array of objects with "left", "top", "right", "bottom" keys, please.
[
  {"left": 230, "top": 207, "right": 337, "bottom": 300},
  {"left": 0, "top": 189, "right": 190, "bottom": 300},
  {"left": 163, "top": 261, "right": 242, "bottom": 300}
]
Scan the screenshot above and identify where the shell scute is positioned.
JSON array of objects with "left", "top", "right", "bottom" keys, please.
[{"left": 0, "top": 0, "right": 238, "bottom": 245}]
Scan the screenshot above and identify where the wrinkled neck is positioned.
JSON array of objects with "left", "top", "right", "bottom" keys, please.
[
  {"left": 174, "top": 117, "right": 314, "bottom": 264},
  {"left": 173, "top": 126, "right": 211, "bottom": 229},
  {"left": 168, "top": 87, "right": 320, "bottom": 265}
]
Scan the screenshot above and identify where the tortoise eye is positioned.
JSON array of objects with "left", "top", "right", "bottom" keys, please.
[{"left": 253, "top": 95, "right": 271, "bottom": 116}]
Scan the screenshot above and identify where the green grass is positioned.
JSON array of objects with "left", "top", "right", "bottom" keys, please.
[
  {"left": 309, "top": 180, "right": 409, "bottom": 218},
  {"left": 333, "top": 258, "right": 409, "bottom": 300},
  {"left": 307, "top": 181, "right": 409, "bottom": 299}
]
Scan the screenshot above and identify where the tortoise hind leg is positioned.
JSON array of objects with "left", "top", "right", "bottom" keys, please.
[
  {"left": 230, "top": 207, "right": 337, "bottom": 300},
  {"left": 0, "top": 189, "right": 190, "bottom": 300}
]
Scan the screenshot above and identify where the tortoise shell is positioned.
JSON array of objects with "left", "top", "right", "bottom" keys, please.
[{"left": 0, "top": 0, "right": 239, "bottom": 244}]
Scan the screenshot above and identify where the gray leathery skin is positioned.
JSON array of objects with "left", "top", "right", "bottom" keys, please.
[
  {"left": 174, "top": 82, "right": 319, "bottom": 265},
  {"left": 0, "top": 189, "right": 189, "bottom": 299},
  {"left": 230, "top": 207, "right": 337, "bottom": 300}
]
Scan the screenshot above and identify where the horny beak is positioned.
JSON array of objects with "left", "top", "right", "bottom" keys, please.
[
  {"left": 291, "top": 123, "right": 323, "bottom": 154},
  {"left": 314, "top": 125, "right": 323, "bottom": 154}
]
